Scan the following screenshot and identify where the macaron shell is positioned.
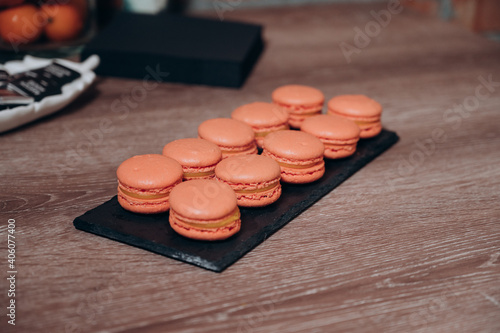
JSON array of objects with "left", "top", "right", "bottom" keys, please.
[
  {"left": 279, "top": 160, "right": 325, "bottom": 184},
  {"left": 232, "top": 102, "right": 289, "bottom": 127},
  {"left": 198, "top": 118, "right": 256, "bottom": 148},
  {"left": 117, "top": 154, "right": 184, "bottom": 190},
  {"left": 357, "top": 121, "right": 382, "bottom": 138},
  {"left": 169, "top": 179, "right": 238, "bottom": 221},
  {"left": 301, "top": 114, "right": 361, "bottom": 140},
  {"left": 327, "top": 95, "right": 382, "bottom": 118},
  {"left": 234, "top": 183, "right": 282, "bottom": 207},
  {"left": 255, "top": 137, "right": 265, "bottom": 149},
  {"left": 219, "top": 142, "right": 258, "bottom": 159},
  {"left": 182, "top": 164, "right": 217, "bottom": 181},
  {"left": 170, "top": 211, "right": 241, "bottom": 241},
  {"left": 288, "top": 111, "right": 322, "bottom": 128},
  {"left": 263, "top": 130, "right": 325, "bottom": 161},
  {"left": 118, "top": 191, "right": 172, "bottom": 214},
  {"left": 162, "top": 138, "right": 222, "bottom": 167},
  {"left": 253, "top": 123, "right": 289, "bottom": 148},
  {"left": 272, "top": 85, "right": 325, "bottom": 107},
  {"left": 215, "top": 155, "right": 281, "bottom": 185},
  {"left": 323, "top": 143, "right": 357, "bottom": 159}
]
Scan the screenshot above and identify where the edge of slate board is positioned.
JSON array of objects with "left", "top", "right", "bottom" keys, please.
[{"left": 73, "top": 129, "right": 399, "bottom": 272}]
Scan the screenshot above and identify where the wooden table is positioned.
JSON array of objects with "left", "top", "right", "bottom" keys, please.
[{"left": 1, "top": 3, "right": 499, "bottom": 332}]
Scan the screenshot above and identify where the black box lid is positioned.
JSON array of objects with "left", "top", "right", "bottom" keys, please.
[{"left": 82, "top": 12, "right": 264, "bottom": 87}]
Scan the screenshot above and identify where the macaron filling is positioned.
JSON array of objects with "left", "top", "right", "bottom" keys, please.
[
  {"left": 254, "top": 124, "right": 289, "bottom": 137},
  {"left": 180, "top": 163, "right": 219, "bottom": 180},
  {"left": 317, "top": 136, "right": 359, "bottom": 153},
  {"left": 279, "top": 162, "right": 325, "bottom": 183},
  {"left": 354, "top": 120, "right": 381, "bottom": 131},
  {"left": 322, "top": 144, "right": 357, "bottom": 159},
  {"left": 219, "top": 180, "right": 282, "bottom": 207},
  {"left": 238, "top": 185, "right": 281, "bottom": 197},
  {"left": 323, "top": 143, "right": 356, "bottom": 152},
  {"left": 275, "top": 102, "right": 323, "bottom": 114},
  {"left": 288, "top": 112, "right": 322, "bottom": 121},
  {"left": 183, "top": 170, "right": 215, "bottom": 178},
  {"left": 117, "top": 180, "right": 179, "bottom": 201},
  {"left": 327, "top": 111, "right": 381, "bottom": 137},
  {"left": 263, "top": 150, "right": 323, "bottom": 168},
  {"left": 350, "top": 118, "right": 380, "bottom": 130},
  {"left": 319, "top": 136, "right": 359, "bottom": 145},
  {"left": 218, "top": 142, "right": 258, "bottom": 156},
  {"left": 276, "top": 160, "right": 323, "bottom": 169},
  {"left": 327, "top": 110, "right": 380, "bottom": 122},
  {"left": 119, "top": 188, "right": 170, "bottom": 200},
  {"left": 234, "top": 185, "right": 282, "bottom": 207},
  {"left": 233, "top": 182, "right": 279, "bottom": 194},
  {"left": 287, "top": 110, "right": 322, "bottom": 128},
  {"left": 196, "top": 135, "right": 257, "bottom": 155},
  {"left": 353, "top": 120, "right": 381, "bottom": 137},
  {"left": 354, "top": 119, "right": 379, "bottom": 126},
  {"left": 170, "top": 208, "right": 241, "bottom": 230}
]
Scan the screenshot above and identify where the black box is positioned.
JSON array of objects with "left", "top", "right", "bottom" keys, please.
[{"left": 81, "top": 12, "right": 264, "bottom": 87}]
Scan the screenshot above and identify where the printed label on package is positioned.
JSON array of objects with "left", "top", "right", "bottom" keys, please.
[{"left": 7, "top": 62, "right": 81, "bottom": 102}]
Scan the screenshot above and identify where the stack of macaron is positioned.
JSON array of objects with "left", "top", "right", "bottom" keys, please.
[{"left": 115, "top": 85, "right": 384, "bottom": 241}]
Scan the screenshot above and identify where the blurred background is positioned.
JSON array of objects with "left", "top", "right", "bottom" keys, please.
[
  {"left": 135, "top": 0, "right": 499, "bottom": 38},
  {"left": 1, "top": 0, "right": 498, "bottom": 60}
]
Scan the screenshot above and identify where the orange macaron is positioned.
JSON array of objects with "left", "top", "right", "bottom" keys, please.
[
  {"left": 162, "top": 138, "right": 222, "bottom": 181},
  {"left": 272, "top": 85, "right": 324, "bottom": 128},
  {"left": 198, "top": 118, "right": 258, "bottom": 159},
  {"left": 215, "top": 155, "right": 282, "bottom": 207},
  {"left": 231, "top": 102, "right": 289, "bottom": 148},
  {"left": 262, "top": 130, "right": 325, "bottom": 184},
  {"left": 300, "top": 114, "right": 361, "bottom": 159},
  {"left": 169, "top": 179, "right": 241, "bottom": 241},
  {"left": 117, "top": 154, "right": 183, "bottom": 214},
  {"left": 327, "top": 94, "right": 383, "bottom": 138}
]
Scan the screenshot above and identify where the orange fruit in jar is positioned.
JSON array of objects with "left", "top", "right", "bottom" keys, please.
[
  {"left": 41, "top": 4, "right": 83, "bottom": 42},
  {"left": 67, "top": 0, "right": 87, "bottom": 19},
  {"left": 0, "top": 4, "right": 45, "bottom": 45}
]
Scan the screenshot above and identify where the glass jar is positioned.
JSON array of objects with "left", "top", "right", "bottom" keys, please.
[{"left": 0, "top": 0, "right": 97, "bottom": 59}]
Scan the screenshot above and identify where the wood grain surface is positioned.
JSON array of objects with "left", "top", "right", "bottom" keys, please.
[{"left": 1, "top": 3, "right": 500, "bottom": 333}]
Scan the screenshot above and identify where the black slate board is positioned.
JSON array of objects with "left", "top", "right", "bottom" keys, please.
[
  {"left": 73, "top": 129, "right": 399, "bottom": 272},
  {"left": 81, "top": 12, "right": 264, "bottom": 88}
]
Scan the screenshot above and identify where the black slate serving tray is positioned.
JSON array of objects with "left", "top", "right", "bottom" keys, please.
[{"left": 74, "top": 129, "right": 398, "bottom": 272}]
